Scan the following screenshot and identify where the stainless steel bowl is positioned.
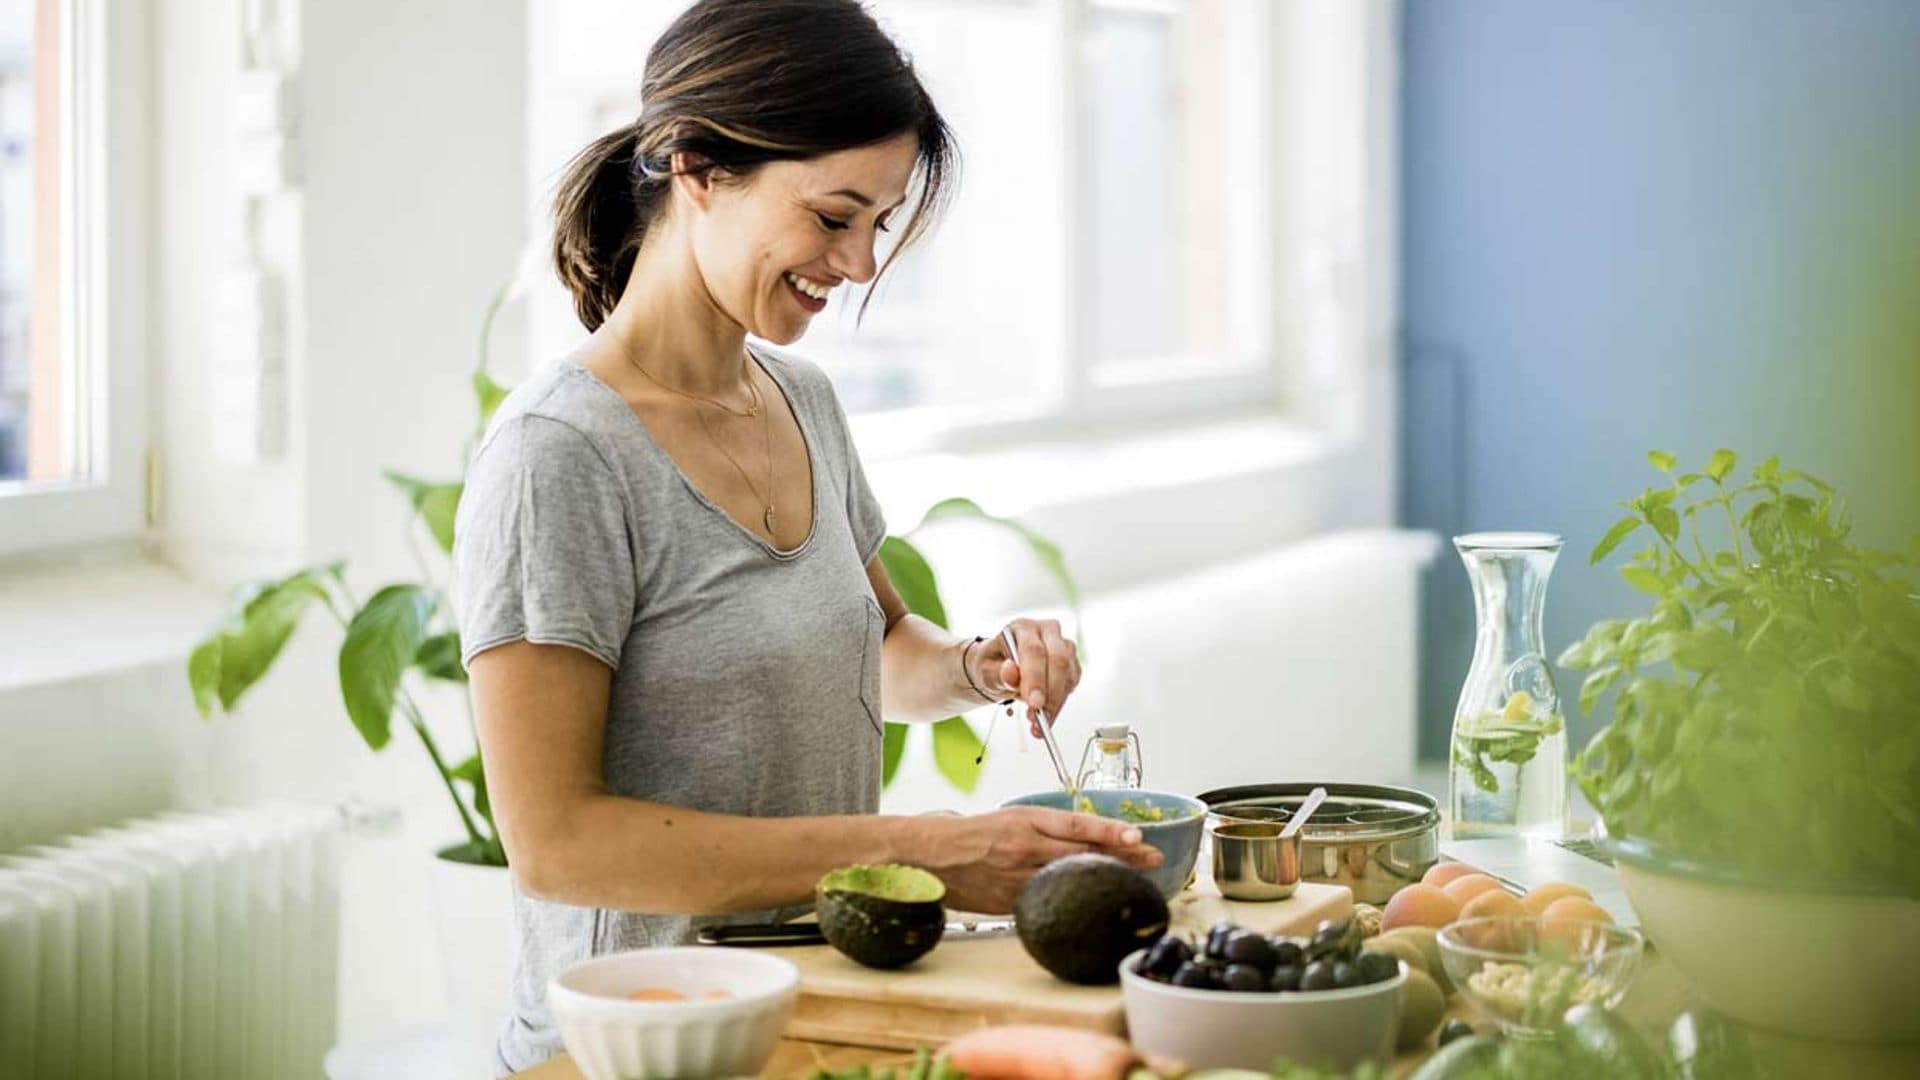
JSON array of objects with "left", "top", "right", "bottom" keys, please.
[
  {"left": 1200, "top": 782, "right": 1441, "bottom": 905},
  {"left": 1208, "top": 819, "right": 1301, "bottom": 901}
]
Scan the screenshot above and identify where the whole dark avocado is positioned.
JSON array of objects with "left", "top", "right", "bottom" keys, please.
[
  {"left": 1015, "top": 853, "right": 1170, "bottom": 985},
  {"left": 815, "top": 865, "right": 947, "bottom": 969}
]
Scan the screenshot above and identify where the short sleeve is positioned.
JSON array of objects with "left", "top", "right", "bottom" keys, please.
[{"left": 454, "top": 414, "right": 637, "bottom": 671}]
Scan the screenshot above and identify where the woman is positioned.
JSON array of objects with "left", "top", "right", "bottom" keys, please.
[{"left": 453, "top": 1, "right": 1160, "bottom": 1072}]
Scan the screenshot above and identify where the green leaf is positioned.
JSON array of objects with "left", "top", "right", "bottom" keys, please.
[
  {"left": 916, "top": 496, "right": 1084, "bottom": 626},
  {"left": 930, "top": 716, "right": 985, "bottom": 793},
  {"left": 1580, "top": 664, "right": 1622, "bottom": 715},
  {"left": 877, "top": 535, "right": 947, "bottom": 628},
  {"left": 1647, "top": 450, "right": 1677, "bottom": 472},
  {"left": 339, "top": 584, "right": 437, "bottom": 751},
  {"left": 1620, "top": 564, "right": 1666, "bottom": 597},
  {"left": 1706, "top": 448, "right": 1737, "bottom": 482},
  {"left": 1650, "top": 505, "right": 1681, "bottom": 544},
  {"left": 189, "top": 568, "right": 336, "bottom": 714},
  {"left": 449, "top": 752, "right": 492, "bottom": 823},
  {"left": 882, "top": 721, "right": 910, "bottom": 788},
  {"left": 415, "top": 632, "right": 467, "bottom": 683},
  {"left": 385, "top": 471, "right": 463, "bottom": 554},
  {"left": 474, "top": 370, "right": 510, "bottom": 430},
  {"left": 1590, "top": 517, "right": 1642, "bottom": 565},
  {"left": 187, "top": 639, "right": 221, "bottom": 716}
]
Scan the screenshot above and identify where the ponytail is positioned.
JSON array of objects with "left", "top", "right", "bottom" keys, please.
[{"left": 550, "top": 126, "right": 665, "bottom": 332}]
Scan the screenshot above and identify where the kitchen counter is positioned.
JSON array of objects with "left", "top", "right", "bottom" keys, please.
[{"left": 513, "top": 948, "right": 1920, "bottom": 1079}]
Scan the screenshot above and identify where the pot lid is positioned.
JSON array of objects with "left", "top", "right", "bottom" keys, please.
[{"left": 1198, "top": 782, "right": 1441, "bottom": 842}]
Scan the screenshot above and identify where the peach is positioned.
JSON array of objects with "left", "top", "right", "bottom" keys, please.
[
  {"left": 1520, "top": 881, "right": 1594, "bottom": 916},
  {"left": 1459, "top": 888, "right": 1524, "bottom": 921},
  {"left": 1421, "top": 861, "right": 1485, "bottom": 889},
  {"left": 1442, "top": 873, "right": 1505, "bottom": 906},
  {"left": 1381, "top": 883, "right": 1462, "bottom": 932},
  {"left": 1540, "top": 897, "right": 1615, "bottom": 949}
]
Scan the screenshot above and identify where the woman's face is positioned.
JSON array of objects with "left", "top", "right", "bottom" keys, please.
[{"left": 690, "top": 132, "right": 919, "bottom": 345}]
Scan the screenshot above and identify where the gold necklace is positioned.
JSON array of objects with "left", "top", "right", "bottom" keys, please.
[
  {"left": 693, "top": 391, "right": 779, "bottom": 537},
  {"left": 623, "top": 343, "right": 779, "bottom": 537}
]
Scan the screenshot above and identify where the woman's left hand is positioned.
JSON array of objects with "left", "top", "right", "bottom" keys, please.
[{"left": 972, "top": 618, "right": 1081, "bottom": 734}]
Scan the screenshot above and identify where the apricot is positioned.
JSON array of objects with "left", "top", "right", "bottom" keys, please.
[
  {"left": 1421, "top": 861, "right": 1485, "bottom": 889},
  {"left": 1442, "top": 873, "right": 1505, "bottom": 905},
  {"left": 1520, "top": 881, "right": 1594, "bottom": 916},
  {"left": 627, "top": 988, "right": 686, "bottom": 1002},
  {"left": 1381, "top": 883, "right": 1461, "bottom": 933},
  {"left": 1540, "top": 897, "right": 1615, "bottom": 949},
  {"left": 1459, "top": 888, "right": 1524, "bottom": 921}
]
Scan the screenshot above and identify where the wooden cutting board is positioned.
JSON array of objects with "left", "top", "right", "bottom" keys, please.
[{"left": 771, "top": 880, "right": 1352, "bottom": 1050}]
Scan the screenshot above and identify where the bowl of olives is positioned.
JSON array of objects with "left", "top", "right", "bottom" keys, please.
[{"left": 1119, "top": 918, "right": 1405, "bottom": 1070}]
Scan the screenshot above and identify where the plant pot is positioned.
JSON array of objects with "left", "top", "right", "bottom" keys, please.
[
  {"left": 429, "top": 847, "right": 516, "bottom": 1068},
  {"left": 1607, "top": 835, "right": 1920, "bottom": 1043}
]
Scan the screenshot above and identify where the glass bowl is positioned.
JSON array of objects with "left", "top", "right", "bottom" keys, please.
[{"left": 1437, "top": 915, "right": 1644, "bottom": 1036}]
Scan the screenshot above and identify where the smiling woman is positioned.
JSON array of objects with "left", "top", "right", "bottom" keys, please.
[{"left": 455, "top": 2, "right": 1157, "bottom": 1076}]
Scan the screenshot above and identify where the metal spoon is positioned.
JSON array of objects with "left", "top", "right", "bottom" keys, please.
[
  {"left": 1281, "top": 785, "right": 1328, "bottom": 840},
  {"left": 1000, "top": 627, "right": 1080, "bottom": 804}
]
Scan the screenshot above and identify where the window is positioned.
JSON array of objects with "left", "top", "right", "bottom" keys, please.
[
  {"left": 526, "top": 0, "right": 1277, "bottom": 453},
  {"left": 0, "top": 0, "right": 146, "bottom": 558}
]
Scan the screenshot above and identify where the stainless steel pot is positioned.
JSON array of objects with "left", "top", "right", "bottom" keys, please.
[{"left": 1198, "top": 782, "right": 1441, "bottom": 905}]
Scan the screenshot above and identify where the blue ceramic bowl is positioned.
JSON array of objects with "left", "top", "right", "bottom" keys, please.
[{"left": 1001, "top": 788, "right": 1207, "bottom": 899}]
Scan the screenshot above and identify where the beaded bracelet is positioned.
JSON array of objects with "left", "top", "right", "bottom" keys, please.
[{"left": 960, "top": 635, "right": 1013, "bottom": 706}]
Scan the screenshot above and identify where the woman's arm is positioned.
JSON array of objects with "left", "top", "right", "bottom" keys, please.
[
  {"left": 870, "top": 558, "right": 1082, "bottom": 728},
  {"left": 470, "top": 639, "right": 1155, "bottom": 914}
]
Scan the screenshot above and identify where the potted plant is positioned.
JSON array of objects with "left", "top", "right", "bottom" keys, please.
[
  {"left": 1558, "top": 448, "right": 1920, "bottom": 1041},
  {"left": 186, "top": 253, "right": 1082, "bottom": 1042}
]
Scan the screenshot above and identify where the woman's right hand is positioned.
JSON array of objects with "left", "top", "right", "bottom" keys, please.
[{"left": 916, "top": 806, "right": 1164, "bottom": 914}]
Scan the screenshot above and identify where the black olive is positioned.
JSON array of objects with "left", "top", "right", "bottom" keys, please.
[
  {"left": 1268, "top": 964, "right": 1302, "bottom": 992},
  {"left": 1331, "top": 961, "right": 1363, "bottom": 988},
  {"left": 1439, "top": 1020, "right": 1476, "bottom": 1046},
  {"left": 1299, "top": 960, "right": 1337, "bottom": 992},
  {"left": 1222, "top": 963, "right": 1267, "bottom": 992},
  {"left": 1205, "top": 921, "right": 1237, "bottom": 960},
  {"left": 1223, "top": 930, "right": 1277, "bottom": 973},
  {"left": 1357, "top": 950, "right": 1400, "bottom": 985},
  {"left": 1143, "top": 935, "right": 1193, "bottom": 978},
  {"left": 1172, "top": 961, "right": 1217, "bottom": 989},
  {"left": 1270, "top": 938, "right": 1305, "bottom": 968}
]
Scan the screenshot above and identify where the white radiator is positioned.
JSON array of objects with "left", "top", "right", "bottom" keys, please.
[{"left": 0, "top": 803, "right": 342, "bottom": 1080}]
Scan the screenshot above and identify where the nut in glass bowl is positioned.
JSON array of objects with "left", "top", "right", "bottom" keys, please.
[{"left": 1437, "top": 915, "right": 1644, "bottom": 1036}]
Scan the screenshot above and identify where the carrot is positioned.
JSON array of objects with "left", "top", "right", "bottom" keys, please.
[{"left": 941, "top": 1025, "right": 1169, "bottom": 1080}]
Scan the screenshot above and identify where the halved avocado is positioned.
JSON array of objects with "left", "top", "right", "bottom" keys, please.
[
  {"left": 815, "top": 864, "right": 947, "bottom": 969},
  {"left": 1015, "top": 853, "right": 1169, "bottom": 985}
]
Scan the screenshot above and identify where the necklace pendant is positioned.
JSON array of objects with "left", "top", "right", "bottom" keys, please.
[{"left": 764, "top": 506, "right": 776, "bottom": 534}]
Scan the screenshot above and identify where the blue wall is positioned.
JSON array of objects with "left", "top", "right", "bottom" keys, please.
[{"left": 1399, "top": 0, "right": 1920, "bottom": 758}]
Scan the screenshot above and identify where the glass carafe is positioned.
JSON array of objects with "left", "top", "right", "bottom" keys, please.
[
  {"left": 1448, "top": 532, "right": 1568, "bottom": 839},
  {"left": 1076, "top": 725, "right": 1143, "bottom": 791}
]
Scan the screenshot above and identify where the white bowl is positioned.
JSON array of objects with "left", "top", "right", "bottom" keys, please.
[
  {"left": 548, "top": 947, "right": 799, "bottom": 1080},
  {"left": 1119, "top": 949, "right": 1404, "bottom": 1071},
  {"left": 1611, "top": 838, "right": 1920, "bottom": 1042}
]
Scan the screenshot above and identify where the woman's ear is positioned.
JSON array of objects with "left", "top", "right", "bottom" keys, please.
[{"left": 669, "top": 149, "right": 718, "bottom": 212}]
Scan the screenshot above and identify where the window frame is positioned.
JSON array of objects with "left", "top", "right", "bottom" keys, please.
[
  {"left": 840, "top": 0, "right": 1284, "bottom": 459},
  {"left": 0, "top": 0, "right": 149, "bottom": 559}
]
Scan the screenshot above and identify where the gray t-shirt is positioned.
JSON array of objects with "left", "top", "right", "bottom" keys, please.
[{"left": 452, "top": 344, "right": 887, "bottom": 1075}]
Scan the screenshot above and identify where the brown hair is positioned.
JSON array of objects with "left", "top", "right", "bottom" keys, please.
[{"left": 550, "top": 0, "right": 959, "bottom": 332}]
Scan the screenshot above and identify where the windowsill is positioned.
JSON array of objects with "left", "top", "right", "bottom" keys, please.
[
  {"left": 860, "top": 406, "right": 1381, "bottom": 609},
  {"left": 0, "top": 544, "right": 224, "bottom": 692},
  {"left": 863, "top": 405, "right": 1348, "bottom": 526}
]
